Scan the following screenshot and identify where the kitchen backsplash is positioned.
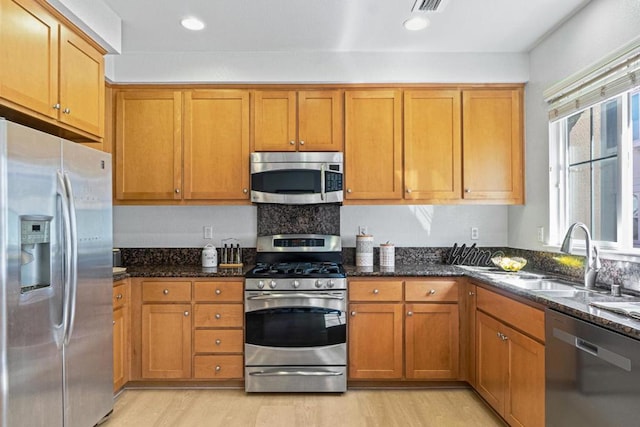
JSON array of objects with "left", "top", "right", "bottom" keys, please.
[{"left": 257, "top": 204, "right": 340, "bottom": 236}]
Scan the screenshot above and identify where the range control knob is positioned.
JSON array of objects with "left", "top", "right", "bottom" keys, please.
[
  {"left": 315, "top": 280, "right": 324, "bottom": 288},
  {"left": 327, "top": 280, "right": 335, "bottom": 289},
  {"left": 269, "top": 280, "right": 277, "bottom": 289},
  {"left": 257, "top": 280, "right": 265, "bottom": 289},
  {"left": 292, "top": 280, "right": 300, "bottom": 288}
]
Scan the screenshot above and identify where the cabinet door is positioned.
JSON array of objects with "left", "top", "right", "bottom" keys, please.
[
  {"left": 141, "top": 304, "right": 192, "bottom": 379},
  {"left": 462, "top": 89, "right": 523, "bottom": 203},
  {"left": 504, "top": 325, "right": 545, "bottom": 427},
  {"left": 253, "top": 90, "right": 297, "bottom": 151},
  {"left": 348, "top": 303, "right": 403, "bottom": 379},
  {"left": 58, "top": 25, "right": 104, "bottom": 137},
  {"left": 405, "top": 304, "right": 459, "bottom": 379},
  {"left": 0, "top": 0, "right": 59, "bottom": 119},
  {"left": 476, "top": 311, "right": 507, "bottom": 414},
  {"left": 345, "top": 90, "right": 402, "bottom": 200},
  {"left": 298, "top": 90, "right": 343, "bottom": 151},
  {"left": 115, "top": 91, "right": 182, "bottom": 200},
  {"left": 183, "top": 90, "right": 250, "bottom": 200},
  {"left": 113, "top": 306, "right": 126, "bottom": 391},
  {"left": 404, "top": 90, "right": 461, "bottom": 201}
]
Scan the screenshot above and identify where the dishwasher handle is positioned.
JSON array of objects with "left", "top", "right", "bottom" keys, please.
[{"left": 553, "top": 327, "right": 631, "bottom": 371}]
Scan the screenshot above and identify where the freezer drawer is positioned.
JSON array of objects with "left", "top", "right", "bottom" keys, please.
[{"left": 546, "top": 309, "right": 640, "bottom": 427}]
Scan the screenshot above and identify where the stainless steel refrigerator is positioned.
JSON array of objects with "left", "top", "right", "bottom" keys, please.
[{"left": 0, "top": 119, "right": 113, "bottom": 427}]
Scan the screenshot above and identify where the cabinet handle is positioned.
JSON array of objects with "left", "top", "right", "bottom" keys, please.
[
  {"left": 163, "top": 289, "right": 169, "bottom": 295},
  {"left": 184, "top": 311, "right": 189, "bottom": 316},
  {"left": 347, "top": 189, "right": 352, "bottom": 193},
  {"left": 407, "top": 311, "right": 413, "bottom": 317},
  {"left": 300, "top": 140, "right": 305, "bottom": 145},
  {"left": 113, "top": 320, "right": 116, "bottom": 325},
  {"left": 62, "top": 108, "right": 71, "bottom": 114},
  {"left": 175, "top": 188, "right": 180, "bottom": 194},
  {"left": 52, "top": 103, "right": 61, "bottom": 110},
  {"left": 215, "top": 313, "right": 221, "bottom": 319},
  {"left": 350, "top": 311, "right": 356, "bottom": 316},
  {"left": 468, "top": 291, "right": 475, "bottom": 296},
  {"left": 497, "top": 332, "right": 502, "bottom": 339},
  {"left": 502, "top": 334, "right": 509, "bottom": 341},
  {"left": 465, "top": 188, "right": 471, "bottom": 193},
  {"left": 289, "top": 140, "right": 295, "bottom": 145},
  {"left": 215, "top": 339, "right": 221, "bottom": 345},
  {"left": 215, "top": 289, "right": 222, "bottom": 295},
  {"left": 215, "top": 365, "right": 221, "bottom": 372},
  {"left": 243, "top": 188, "right": 248, "bottom": 194},
  {"left": 116, "top": 293, "right": 123, "bottom": 300},
  {"left": 428, "top": 289, "right": 436, "bottom": 295},
  {"left": 373, "top": 289, "right": 379, "bottom": 294},
  {"left": 406, "top": 188, "right": 412, "bottom": 193}
]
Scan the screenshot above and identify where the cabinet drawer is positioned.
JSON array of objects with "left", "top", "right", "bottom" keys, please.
[
  {"left": 476, "top": 287, "right": 544, "bottom": 342},
  {"left": 194, "top": 304, "right": 244, "bottom": 328},
  {"left": 194, "top": 329, "right": 244, "bottom": 353},
  {"left": 405, "top": 280, "right": 459, "bottom": 302},
  {"left": 194, "top": 281, "right": 243, "bottom": 302},
  {"left": 194, "top": 355, "right": 244, "bottom": 379},
  {"left": 349, "top": 280, "right": 403, "bottom": 302},
  {"left": 142, "top": 281, "right": 191, "bottom": 302},
  {"left": 112, "top": 284, "right": 128, "bottom": 309}
]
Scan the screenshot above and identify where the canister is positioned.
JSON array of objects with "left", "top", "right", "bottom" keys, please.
[
  {"left": 202, "top": 244, "right": 218, "bottom": 267},
  {"left": 380, "top": 242, "right": 395, "bottom": 268},
  {"left": 356, "top": 234, "right": 374, "bottom": 267}
]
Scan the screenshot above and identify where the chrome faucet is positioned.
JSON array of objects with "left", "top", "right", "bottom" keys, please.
[{"left": 560, "top": 222, "right": 601, "bottom": 289}]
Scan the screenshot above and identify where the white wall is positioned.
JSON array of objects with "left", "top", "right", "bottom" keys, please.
[
  {"left": 113, "top": 204, "right": 508, "bottom": 248},
  {"left": 509, "top": 0, "right": 640, "bottom": 251}
]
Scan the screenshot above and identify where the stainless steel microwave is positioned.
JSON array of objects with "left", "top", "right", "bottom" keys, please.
[{"left": 250, "top": 152, "right": 343, "bottom": 204}]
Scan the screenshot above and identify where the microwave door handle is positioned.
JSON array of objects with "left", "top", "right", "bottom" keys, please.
[{"left": 320, "top": 163, "right": 325, "bottom": 201}]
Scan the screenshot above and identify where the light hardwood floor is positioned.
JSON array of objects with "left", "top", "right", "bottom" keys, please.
[{"left": 105, "top": 388, "right": 505, "bottom": 427}]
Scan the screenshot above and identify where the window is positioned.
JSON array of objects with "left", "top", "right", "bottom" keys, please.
[{"left": 550, "top": 88, "right": 639, "bottom": 251}]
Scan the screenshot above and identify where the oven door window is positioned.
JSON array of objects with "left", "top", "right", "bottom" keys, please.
[
  {"left": 252, "top": 169, "right": 321, "bottom": 195},
  {"left": 246, "top": 307, "right": 346, "bottom": 348}
]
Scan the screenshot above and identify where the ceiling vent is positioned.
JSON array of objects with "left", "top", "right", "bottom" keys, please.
[{"left": 412, "top": 0, "right": 449, "bottom": 13}]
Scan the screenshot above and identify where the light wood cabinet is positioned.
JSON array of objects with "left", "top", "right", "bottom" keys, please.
[
  {"left": 475, "top": 288, "right": 544, "bottom": 427},
  {"left": 253, "top": 90, "right": 343, "bottom": 152},
  {"left": 0, "top": 0, "right": 104, "bottom": 139},
  {"left": 113, "top": 279, "right": 130, "bottom": 392},
  {"left": 404, "top": 90, "right": 462, "bottom": 201},
  {"left": 115, "top": 89, "right": 250, "bottom": 202},
  {"left": 344, "top": 90, "right": 403, "bottom": 200},
  {"left": 348, "top": 278, "right": 461, "bottom": 381},
  {"left": 462, "top": 89, "right": 524, "bottom": 203}
]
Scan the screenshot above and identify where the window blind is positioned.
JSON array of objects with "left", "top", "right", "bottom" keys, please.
[{"left": 544, "top": 37, "right": 640, "bottom": 121}]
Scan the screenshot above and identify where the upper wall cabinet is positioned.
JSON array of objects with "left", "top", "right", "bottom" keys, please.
[
  {"left": 253, "top": 90, "right": 343, "bottom": 152},
  {"left": 115, "top": 89, "right": 250, "bottom": 203},
  {"left": 0, "top": 0, "right": 105, "bottom": 140},
  {"left": 462, "top": 89, "right": 523, "bottom": 204},
  {"left": 344, "top": 90, "right": 403, "bottom": 200}
]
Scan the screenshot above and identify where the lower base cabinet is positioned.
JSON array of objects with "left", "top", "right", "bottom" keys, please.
[
  {"left": 113, "top": 279, "right": 130, "bottom": 392},
  {"left": 475, "top": 288, "right": 545, "bottom": 427}
]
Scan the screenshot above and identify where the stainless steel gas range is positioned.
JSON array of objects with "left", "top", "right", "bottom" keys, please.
[{"left": 244, "top": 234, "right": 347, "bottom": 393}]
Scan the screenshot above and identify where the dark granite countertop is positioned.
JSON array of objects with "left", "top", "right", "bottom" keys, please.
[{"left": 112, "top": 262, "right": 640, "bottom": 340}]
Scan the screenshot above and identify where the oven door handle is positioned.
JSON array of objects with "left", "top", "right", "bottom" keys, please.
[
  {"left": 247, "top": 293, "right": 344, "bottom": 301},
  {"left": 249, "top": 370, "right": 344, "bottom": 377}
]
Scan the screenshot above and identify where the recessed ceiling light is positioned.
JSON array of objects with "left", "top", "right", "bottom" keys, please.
[
  {"left": 403, "top": 16, "right": 430, "bottom": 31},
  {"left": 181, "top": 17, "right": 205, "bottom": 31}
]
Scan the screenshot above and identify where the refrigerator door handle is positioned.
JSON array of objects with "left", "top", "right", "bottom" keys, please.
[
  {"left": 57, "top": 171, "right": 72, "bottom": 337},
  {"left": 63, "top": 172, "right": 79, "bottom": 345}
]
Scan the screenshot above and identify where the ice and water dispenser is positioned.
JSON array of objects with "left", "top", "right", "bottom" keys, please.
[{"left": 20, "top": 215, "right": 53, "bottom": 293}]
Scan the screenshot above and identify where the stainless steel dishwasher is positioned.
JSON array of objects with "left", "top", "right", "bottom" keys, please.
[{"left": 546, "top": 309, "right": 640, "bottom": 426}]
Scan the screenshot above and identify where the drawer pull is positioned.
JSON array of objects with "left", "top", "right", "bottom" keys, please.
[
  {"left": 243, "top": 188, "right": 248, "bottom": 194},
  {"left": 428, "top": 289, "right": 436, "bottom": 295},
  {"left": 163, "top": 289, "right": 169, "bottom": 295},
  {"left": 116, "top": 293, "right": 123, "bottom": 300},
  {"left": 112, "top": 320, "right": 116, "bottom": 325},
  {"left": 184, "top": 311, "right": 190, "bottom": 316},
  {"left": 350, "top": 311, "right": 356, "bottom": 316},
  {"left": 215, "top": 365, "right": 221, "bottom": 372},
  {"left": 407, "top": 311, "right": 413, "bottom": 317},
  {"left": 468, "top": 291, "right": 475, "bottom": 296},
  {"left": 215, "top": 313, "right": 221, "bottom": 319},
  {"left": 373, "top": 289, "right": 379, "bottom": 295},
  {"left": 215, "top": 339, "right": 221, "bottom": 345},
  {"left": 215, "top": 289, "right": 222, "bottom": 295}
]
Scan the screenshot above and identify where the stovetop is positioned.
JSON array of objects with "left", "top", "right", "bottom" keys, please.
[{"left": 246, "top": 262, "right": 346, "bottom": 279}]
